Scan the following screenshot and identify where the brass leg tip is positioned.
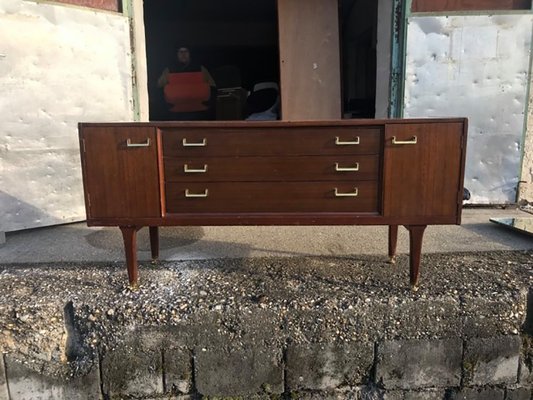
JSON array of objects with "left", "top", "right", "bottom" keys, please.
[
  {"left": 410, "top": 283, "right": 419, "bottom": 292},
  {"left": 388, "top": 256, "right": 396, "bottom": 264},
  {"left": 151, "top": 258, "right": 159, "bottom": 265},
  {"left": 129, "top": 282, "right": 140, "bottom": 291}
]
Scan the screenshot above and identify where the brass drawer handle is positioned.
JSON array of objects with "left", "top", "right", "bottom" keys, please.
[
  {"left": 392, "top": 136, "right": 417, "bottom": 145},
  {"left": 184, "top": 164, "right": 208, "bottom": 173},
  {"left": 126, "top": 138, "right": 150, "bottom": 147},
  {"left": 335, "top": 136, "right": 360, "bottom": 145},
  {"left": 182, "top": 138, "right": 207, "bottom": 147},
  {"left": 335, "top": 162, "right": 359, "bottom": 172},
  {"left": 185, "top": 189, "right": 209, "bottom": 198},
  {"left": 334, "top": 188, "right": 358, "bottom": 197}
]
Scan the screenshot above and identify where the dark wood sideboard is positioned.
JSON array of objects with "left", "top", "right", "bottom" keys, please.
[{"left": 78, "top": 119, "right": 468, "bottom": 289}]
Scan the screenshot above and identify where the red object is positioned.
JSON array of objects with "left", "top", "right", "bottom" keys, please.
[{"left": 164, "top": 72, "right": 210, "bottom": 113}]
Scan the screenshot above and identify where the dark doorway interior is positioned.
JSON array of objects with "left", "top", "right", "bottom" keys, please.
[
  {"left": 143, "top": 0, "right": 279, "bottom": 121},
  {"left": 340, "top": 0, "right": 378, "bottom": 118}
]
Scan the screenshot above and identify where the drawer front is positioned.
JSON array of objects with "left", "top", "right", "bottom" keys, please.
[
  {"left": 162, "top": 126, "right": 382, "bottom": 157},
  {"left": 165, "top": 181, "right": 378, "bottom": 213},
  {"left": 164, "top": 155, "right": 380, "bottom": 182}
]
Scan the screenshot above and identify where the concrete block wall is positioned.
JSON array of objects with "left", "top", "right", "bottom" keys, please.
[{"left": 2, "top": 334, "right": 532, "bottom": 399}]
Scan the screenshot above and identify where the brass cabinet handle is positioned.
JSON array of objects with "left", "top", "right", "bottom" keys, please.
[
  {"left": 184, "top": 164, "right": 208, "bottom": 173},
  {"left": 185, "top": 189, "right": 209, "bottom": 198},
  {"left": 392, "top": 136, "right": 417, "bottom": 145},
  {"left": 182, "top": 138, "right": 207, "bottom": 147},
  {"left": 335, "top": 136, "right": 360, "bottom": 145},
  {"left": 334, "top": 188, "right": 358, "bottom": 197},
  {"left": 335, "top": 162, "right": 360, "bottom": 172},
  {"left": 126, "top": 138, "right": 150, "bottom": 147}
]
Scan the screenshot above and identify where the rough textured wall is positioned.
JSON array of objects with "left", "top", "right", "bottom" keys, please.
[
  {"left": 0, "top": 0, "right": 133, "bottom": 232},
  {"left": 404, "top": 15, "right": 533, "bottom": 204}
]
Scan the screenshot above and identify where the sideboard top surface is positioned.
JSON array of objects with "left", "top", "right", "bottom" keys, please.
[{"left": 79, "top": 118, "right": 467, "bottom": 129}]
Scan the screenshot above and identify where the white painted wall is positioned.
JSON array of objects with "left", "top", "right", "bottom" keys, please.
[
  {"left": 404, "top": 15, "right": 532, "bottom": 204},
  {"left": 0, "top": 0, "right": 134, "bottom": 232}
]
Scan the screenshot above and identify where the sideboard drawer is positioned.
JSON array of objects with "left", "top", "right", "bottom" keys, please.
[
  {"left": 161, "top": 127, "right": 382, "bottom": 157},
  {"left": 165, "top": 181, "right": 379, "bottom": 213},
  {"left": 164, "top": 155, "right": 380, "bottom": 182}
]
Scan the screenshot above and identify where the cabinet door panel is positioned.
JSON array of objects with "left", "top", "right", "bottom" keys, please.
[
  {"left": 81, "top": 127, "right": 161, "bottom": 219},
  {"left": 383, "top": 122, "right": 466, "bottom": 220}
]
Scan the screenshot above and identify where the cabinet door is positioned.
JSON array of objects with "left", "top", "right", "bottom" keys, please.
[
  {"left": 383, "top": 121, "right": 467, "bottom": 222},
  {"left": 80, "top": 126, "right": 161, "bottom": 219}
]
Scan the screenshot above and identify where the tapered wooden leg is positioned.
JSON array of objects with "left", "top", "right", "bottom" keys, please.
[
  {"left": 120, "top": 226, "right": 141, "bottom": 288},
  {"left": 405, "top": 225, "right": 426, "bottom": 291},
  {"left": 149, "top": 226, "right": 159, "bottom": 262},
  {"left": 388, "top": 225, "right": 398, "bottom": 264}
]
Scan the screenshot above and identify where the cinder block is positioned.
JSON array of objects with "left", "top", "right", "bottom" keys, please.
[
  {"left": 359, "top": 385, "right": 386, "bottom": 399},
  {"left": 376, "top": 339, "right": 462, "bottom": 389},
  {"left": 101, "top": 341, "right": 163, "bottom": 398},
  {"left": 194, "top": 346, "right": 283, "bottom": 397},
  {"left": 4, "top": 356, "right": 100, "bottom": 400},
  {"left": 0, "top": 356, "right": 9, "bottom": 400},
  {"left": 449, "top": 387, "right": 504, "bottom": 400},
  {"left": 164, "top": 347, "right": 192, "bottom": 394},
  {"left": 519, "top": 358, "right": 532, "bottom": 384},
  {"left": 286, "top": 342, "right": 374, "bottom": 390},
  {"left": 519, "top": 337, "right": 533, "bottom": 385},
  {"left": 296, "top": 389, "right": 360, "bottom": 399},
  {"left": 384, "top": 389, "right": 446, "bottom": 400},
  {"left": 463, "top": 336, "right": 520, "bottom": 385},
  {"left": 506, "top": 387, "right": 532, "bottom": 400}
]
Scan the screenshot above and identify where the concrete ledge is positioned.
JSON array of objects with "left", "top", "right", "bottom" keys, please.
[{"left": 0, "top": 251, "right": 532, "bottom": 398}]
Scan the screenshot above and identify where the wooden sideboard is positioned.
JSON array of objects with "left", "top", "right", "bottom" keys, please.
[{"left": 78, "top": 119, "right": 468, "bottom": 289}]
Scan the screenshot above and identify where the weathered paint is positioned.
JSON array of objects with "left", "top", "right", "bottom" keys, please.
[
  {"left": 0, "top": 0, "right": 134, "bottom": 232},
  {"left": 389, "top": 0, "right": 410, "bottom": 118},
  {"left": 519, "top": 42, "right": 533, "bottom": 203},
  {"left": 127, "top": 0, "right": 149, "bottom": 122},
  {"left": 403, "top": 14, "right": 533, "bottom": 204}
]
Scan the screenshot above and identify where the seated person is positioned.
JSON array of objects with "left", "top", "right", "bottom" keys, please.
[{"left": 157, "top": 46, "right": 216, "bottom": 120}]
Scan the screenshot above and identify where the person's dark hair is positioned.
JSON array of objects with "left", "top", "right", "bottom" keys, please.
[{"left": 175, "top": 44, "right": 191, "bottom": 53}]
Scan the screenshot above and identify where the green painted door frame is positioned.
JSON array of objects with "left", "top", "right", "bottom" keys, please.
[{"left": 389, "top": 0, "right": 410, "bottom": 118}]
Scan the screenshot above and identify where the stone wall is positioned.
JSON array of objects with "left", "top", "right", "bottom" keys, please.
[{"left": 2, "top": 331, "right": 532, "bottom": 399}]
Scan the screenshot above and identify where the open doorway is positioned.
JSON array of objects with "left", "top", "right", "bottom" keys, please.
[
  {"left": 143, "top": 0, "right": 280, "bottom": 121},
  {"left": 340, "top": 0, "right": 378, "bottom": 119}
]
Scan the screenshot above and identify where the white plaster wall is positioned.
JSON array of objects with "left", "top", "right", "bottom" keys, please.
[
  {"left": 404, "top": 15, "right": 532, "bottom": 204},
  {"left": 0, "top": 0, "right": 134, "bottom": 232}
]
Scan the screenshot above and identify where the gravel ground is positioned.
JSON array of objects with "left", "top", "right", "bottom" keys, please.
[{"left": 0, "top": 250, "right": 532, "bottom": 378}]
